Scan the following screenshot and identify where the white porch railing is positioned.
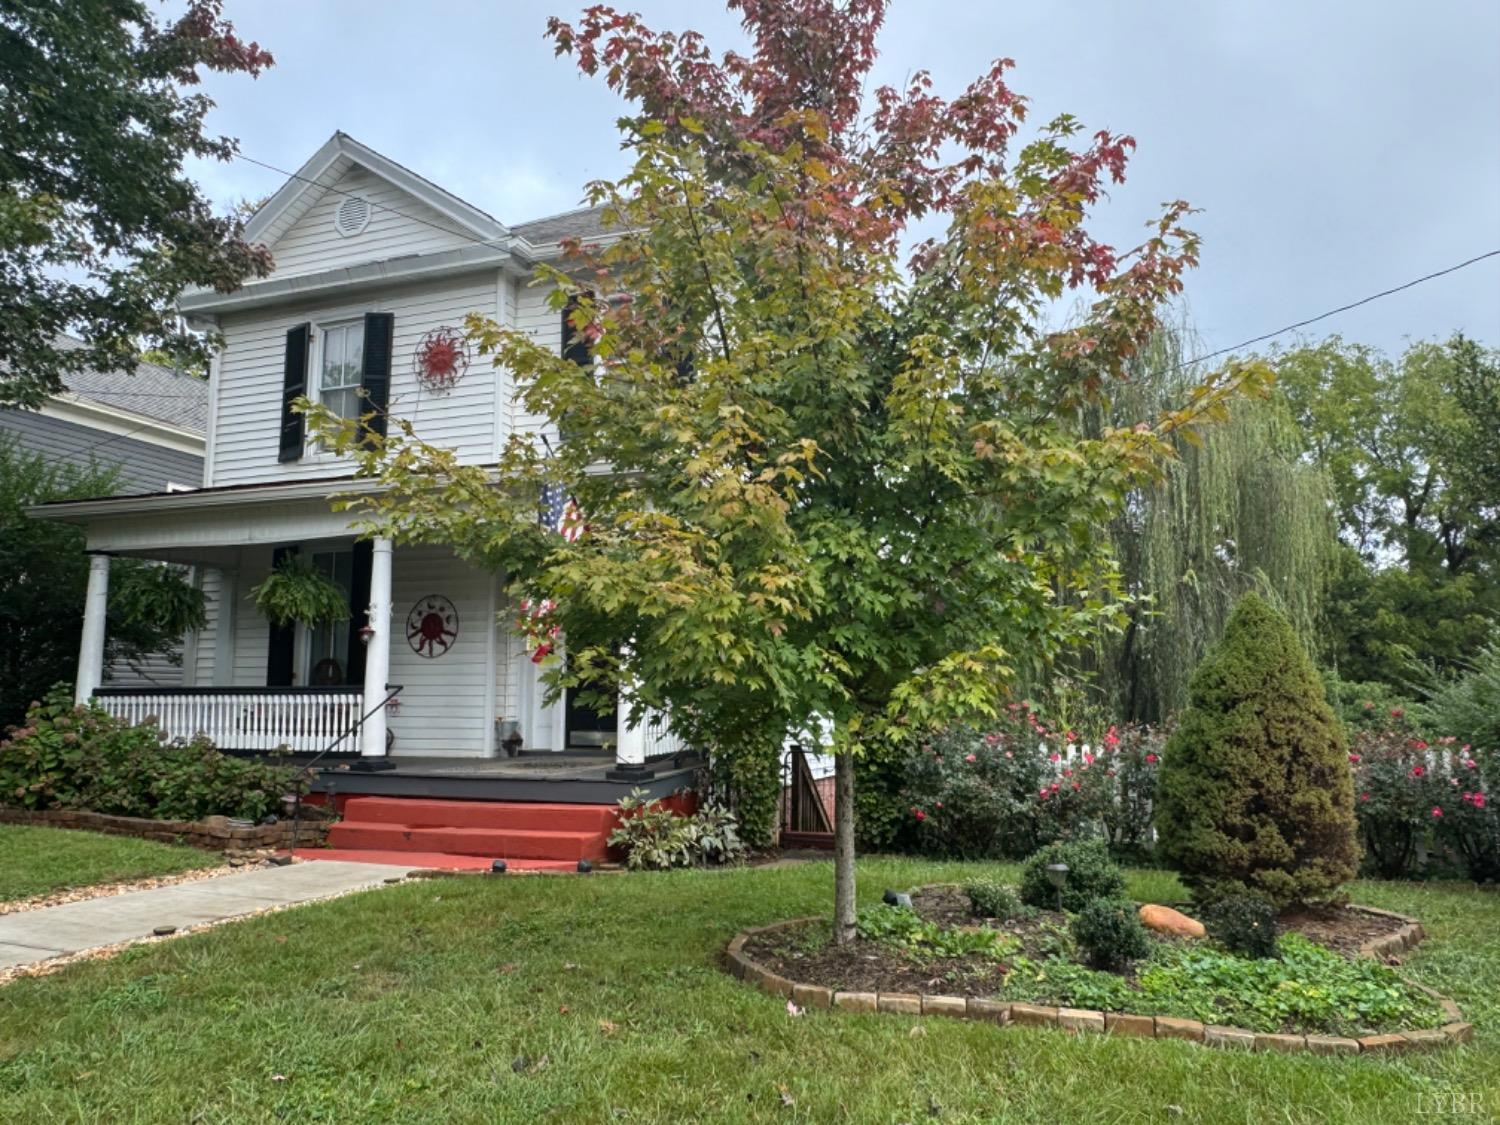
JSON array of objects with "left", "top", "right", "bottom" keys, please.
[
  {"left": 93, "top": 687, "right": 365, "bottom": 754},
  {"left": 640, "top": 709, "right": 684, "bottom": 762}
]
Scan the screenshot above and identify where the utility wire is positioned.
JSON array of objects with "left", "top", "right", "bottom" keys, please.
[{"left": 38, "top": 246, "right": 1500, "bottom": 403}]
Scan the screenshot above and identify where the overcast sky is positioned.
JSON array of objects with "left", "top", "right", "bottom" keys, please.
[{"left": 190, "top": 1, "right": 1500, "bottom": 359}]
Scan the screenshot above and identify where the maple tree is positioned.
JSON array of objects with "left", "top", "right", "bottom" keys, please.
[
  {"left": 0, "top": 0, "right": 273, "bottom": 406},
  {"left": 312, "top": 1, "right": 1263, "bottom": 940}
]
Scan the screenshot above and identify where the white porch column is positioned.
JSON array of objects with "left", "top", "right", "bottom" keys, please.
[
  {"left": 360, "top": 537, "right": 393, "bottom": 757},
  {"left": 74, "top": 553, "right": 110, "bottom": 705},
  {"left": 607, "top": 681, "right": 653, "bottom": 780}
]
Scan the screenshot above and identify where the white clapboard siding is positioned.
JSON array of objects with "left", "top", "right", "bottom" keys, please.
[
  {"left": 211, "top": 274, "right": 502, "bottom": 488},
  {"left": 192, "top": 567, "right": 223, "bottom": 685},
  {"left": 511, "top": 280, "right": 562, "bottom": 442},
  {"left": 105, "top": 647, "right": 184, "bottom": 689},
  {"left": 264, "top": 164, "right": 477, "bottom": 281},
  {"left": 385, "top": 545, "right": 494, "bottom": 757}
]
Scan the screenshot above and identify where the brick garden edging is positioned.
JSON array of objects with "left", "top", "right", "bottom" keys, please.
[
  {"left": 724, "top": 901, "right": 1472, "bottom": 1055},
  {"left": 0, "top": 806, "right": 330, "bottom": 853}
]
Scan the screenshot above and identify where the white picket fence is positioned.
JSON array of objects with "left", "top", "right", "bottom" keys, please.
[{"left": 92, "top": 689, "right": 365, "bottom": 754}]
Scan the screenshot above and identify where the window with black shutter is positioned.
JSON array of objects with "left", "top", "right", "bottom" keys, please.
[
  {"left": 359, "top": 312, "right": 394, "bottom": 445},
  {"left": 278, "top": 324, "right": 311, "bottom": 462}
]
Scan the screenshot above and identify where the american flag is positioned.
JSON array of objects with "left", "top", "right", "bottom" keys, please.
[{"left": 540, "top": 482, "right": 586, "bottom": 542}]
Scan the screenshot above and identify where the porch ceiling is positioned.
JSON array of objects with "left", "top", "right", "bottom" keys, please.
[{"left": 27, "top": 477, "right": 379, "bottom": 557}]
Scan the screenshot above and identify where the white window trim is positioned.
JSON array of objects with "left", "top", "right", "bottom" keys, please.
[{"left": 305, "top": 318, "right": 364, "bottom": 461}]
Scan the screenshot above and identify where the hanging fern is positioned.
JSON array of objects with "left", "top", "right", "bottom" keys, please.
[
  {"left": 249, "top": 554, "right": 349, "bottom": 628},
  {"left": 110, "top": 561, "right": 207, "bottom": 634}
]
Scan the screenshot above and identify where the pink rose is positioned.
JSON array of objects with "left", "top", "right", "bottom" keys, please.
[
  {"left": 1348, "top": 753, "right": 1361, "bottom": 764},
  {"left": 1431, "top": 806, "right": 1443, "bottom": 818},
  {"left": 964, "top": 753, "right": 977, "bottom": 763},
  {"left": 1145, "top": 753, "right": 1158, "bottom": 764}
]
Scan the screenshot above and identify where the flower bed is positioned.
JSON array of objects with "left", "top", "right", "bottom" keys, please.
[{"left": 726, "top": 886, "right": 1471, "bottom": 1054}]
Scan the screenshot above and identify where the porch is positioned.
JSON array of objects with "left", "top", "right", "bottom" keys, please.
[{"left": 34, "top": 480, "right": 689, "bottom": 782}]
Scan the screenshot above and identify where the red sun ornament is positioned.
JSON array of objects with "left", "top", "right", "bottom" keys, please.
[
  {"left": 406, "top": 594, "right": 459, "bottom": 658},
  {"left": 413, "top": 327, "right": 470, "bottom": 392}
]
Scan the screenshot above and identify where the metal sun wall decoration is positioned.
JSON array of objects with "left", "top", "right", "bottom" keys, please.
[
  {"left": 406, "top": 594, "right": 458, "bottom": 658},
  {"left": 413, "top": 326, "right": 470, "bottom": 393}
]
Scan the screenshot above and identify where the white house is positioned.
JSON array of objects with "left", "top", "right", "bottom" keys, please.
[{"left": 31, "top": 133, "right": 683, "bottom": 796}]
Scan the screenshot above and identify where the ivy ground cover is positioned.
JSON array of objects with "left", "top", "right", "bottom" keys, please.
[{"left": 0, "top": 859, "right": 1492, "bottom": 1122}]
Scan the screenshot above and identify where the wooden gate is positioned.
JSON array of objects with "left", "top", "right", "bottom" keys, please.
[{"left": 779, "top": 746, "right": 834, "bottom": 849}]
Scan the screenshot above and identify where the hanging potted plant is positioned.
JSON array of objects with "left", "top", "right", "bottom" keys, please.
[{"left": 248, "top": 554, "right": 349, "bottom": 627}]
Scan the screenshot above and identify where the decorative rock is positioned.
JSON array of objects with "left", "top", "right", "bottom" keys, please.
[
  {"left": 966, "top": 999, "right": 1010, "bottom": 1024},
  {"left": 151, "top": 925, "right": 177, "bottom": 936},
  {"left": 1058, "top": 1008, "right": 1106, "bottom": 1034},
  {"left": 1305, "top": 1035, "right": 1360, "bottom": 1055},
  {"left": 1204, "top": 1025, "right": 1255, "bottom": 1049},
  {"left": 1253, "top": 1033, "right": 1306, "bottom": 1053},
  {"left": 1009, "top": 1003, "right": 1059, "bottom": 1028},
  {"left": 1105, "top": 1012, "right": 1156, "bottom": 1037},
  {"left": 1442, "top": 1022, "right": 1474, "bottom": 1044},
  {"left": 1358, "top": 1034, "right": 1408, "bottom": 1054},
  {"left": 832, "top": 991, "right": 877, "bottom": 1013},
  {"left": 1154, "top": 1017, "right": 1205, "bottom": 1041},
  {"left": 877, "top": 993, "right": 921, "bottom": 1015},
  {"left": 1138, "top": 904, "right": 1206, "bottom": 939},
  {"left": 921, "top": 995, "right": 966, "bottom": 1018},
  {"left": 792, "top": 983, "right": 832, "bottom": 1010}
]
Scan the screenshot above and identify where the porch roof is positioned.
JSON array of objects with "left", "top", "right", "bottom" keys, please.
[{"left": 26, "top": 475, "right": 387, "bottom": 561}]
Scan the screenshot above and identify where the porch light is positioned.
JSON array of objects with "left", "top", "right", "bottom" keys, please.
[
  {"left": 882, "top": 889, "right": 912, "bottom": 909},
  {"left": 358, "top": 624, "right": 375, "bottom": 645},
  {"left": 1044, "top": 862, "right": 1069, "bottom": 913},
  {"left": 491, "top": 859, "right": 507, "bottom": 874}
]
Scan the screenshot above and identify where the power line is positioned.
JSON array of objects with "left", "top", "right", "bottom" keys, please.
[
  {"left": 1166, "top": 249, "right": 1500, "bottom": 374},
  {"left": 13, "top": 246, "right": 1498, "bottom": 408}
]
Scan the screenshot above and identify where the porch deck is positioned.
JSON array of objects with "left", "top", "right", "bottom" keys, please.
[{"left": 299, "top": 750, "right": 703, "bottom": 805}]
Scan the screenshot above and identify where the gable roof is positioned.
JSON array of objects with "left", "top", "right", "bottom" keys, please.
[
  {"left": 53, "top": 336, "right": 208, "bottom": 432},
  {"left": 244, "top": 132, "right": 509, "bottom": 251}
]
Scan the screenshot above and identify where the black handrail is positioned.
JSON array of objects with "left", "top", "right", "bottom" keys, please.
[{"left": 285, "top": 684, "right": 404, "bottom": 857}]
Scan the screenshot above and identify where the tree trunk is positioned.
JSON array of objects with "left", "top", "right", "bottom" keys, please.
[{"left": 833, "top": 750, "right": 857, "bottom": 945}]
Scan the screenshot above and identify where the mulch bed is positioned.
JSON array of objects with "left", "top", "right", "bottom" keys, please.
[{"left": 742, "top": 884, "right": 1412, "bottom": 995}]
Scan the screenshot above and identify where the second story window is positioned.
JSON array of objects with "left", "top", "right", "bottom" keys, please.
[{"left": 319, "top": 322, "right": 364, "bottom": 420}]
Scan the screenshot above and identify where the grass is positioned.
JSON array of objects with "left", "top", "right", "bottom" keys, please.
[
  {"left": 0, "top": 825, "right": 220, "bottom": 903},
  {"left": 0, "top": 858, "right": 1493, "bottom": 1122}
]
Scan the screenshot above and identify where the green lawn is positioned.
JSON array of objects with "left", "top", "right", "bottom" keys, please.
[
  {"left": 0, "top": 825, "right": 220, "bottom": 903},
  {"left": 0, "top": 858, "right": 1492, "bottom": 1122}
]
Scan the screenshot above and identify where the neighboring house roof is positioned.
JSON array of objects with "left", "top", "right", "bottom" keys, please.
[
  {"left": 52, "top": 335, "right": 209, "bottom": 432},
  {"left": 511, "top": 206, "right": 610, "bottom": 247}
]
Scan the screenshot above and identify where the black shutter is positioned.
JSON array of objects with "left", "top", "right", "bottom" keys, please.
[
  {"left": 561, "top": 295, "right": 592, "bottom": 370},
  {"left": 343, "top": 539, "right": 373, "bottom": 688},
  {"left": 360, "top": 312, "right": 394, "bottom": 445},
  {"left": 265, "top": 546, "right": 298, "bottom": 686},
  {"left": 278, "top": 324, "right": 311, "bottom": 462}
]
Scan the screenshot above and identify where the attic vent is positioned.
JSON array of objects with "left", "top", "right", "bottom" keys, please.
[{"left": 333, "top": 195, "right": 371, "bottom": 238}]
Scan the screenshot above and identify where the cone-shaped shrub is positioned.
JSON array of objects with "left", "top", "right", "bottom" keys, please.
[{"left": 1155, "top": 594, "right": 1358, "bottom": 907}]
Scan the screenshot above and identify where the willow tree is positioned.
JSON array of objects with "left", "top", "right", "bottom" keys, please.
[
  {"left": 1075, "top": 326, "right": 1336, "bottom": 722},
  {"left": 311, "top": 0, "right": 1264, "bottom": 941}
]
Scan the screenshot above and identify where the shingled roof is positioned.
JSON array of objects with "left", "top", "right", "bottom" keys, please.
[
  {"left": 54, "top": 336, "right": 209, "bottom": 432},
  {"left": 511, "top": 205, "right": 610, "bottom": 247}
]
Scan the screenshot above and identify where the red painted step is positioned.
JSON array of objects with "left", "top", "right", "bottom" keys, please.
[
  {"left": 340, "top": 796, "right": 618, "bottom": 833},
  {"left": 294, "top": 848, "right": 578, "bottom": 872},
  {"left": 328, "top": 822, "right": 609, "bottom": 861}
]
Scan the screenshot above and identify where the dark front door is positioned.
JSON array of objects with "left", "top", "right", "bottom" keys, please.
[{"left": 564, "top": 686, "right": 615, "bottom": 749}]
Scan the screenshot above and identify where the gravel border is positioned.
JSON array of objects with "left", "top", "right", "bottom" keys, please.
[{"left": 724, "top": 895, "right": 1471, "bottom": 1054}]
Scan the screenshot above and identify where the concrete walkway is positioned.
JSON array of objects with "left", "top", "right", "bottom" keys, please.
[{"left": 0, "top": 860, "right": 419, "bottom": 972}]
